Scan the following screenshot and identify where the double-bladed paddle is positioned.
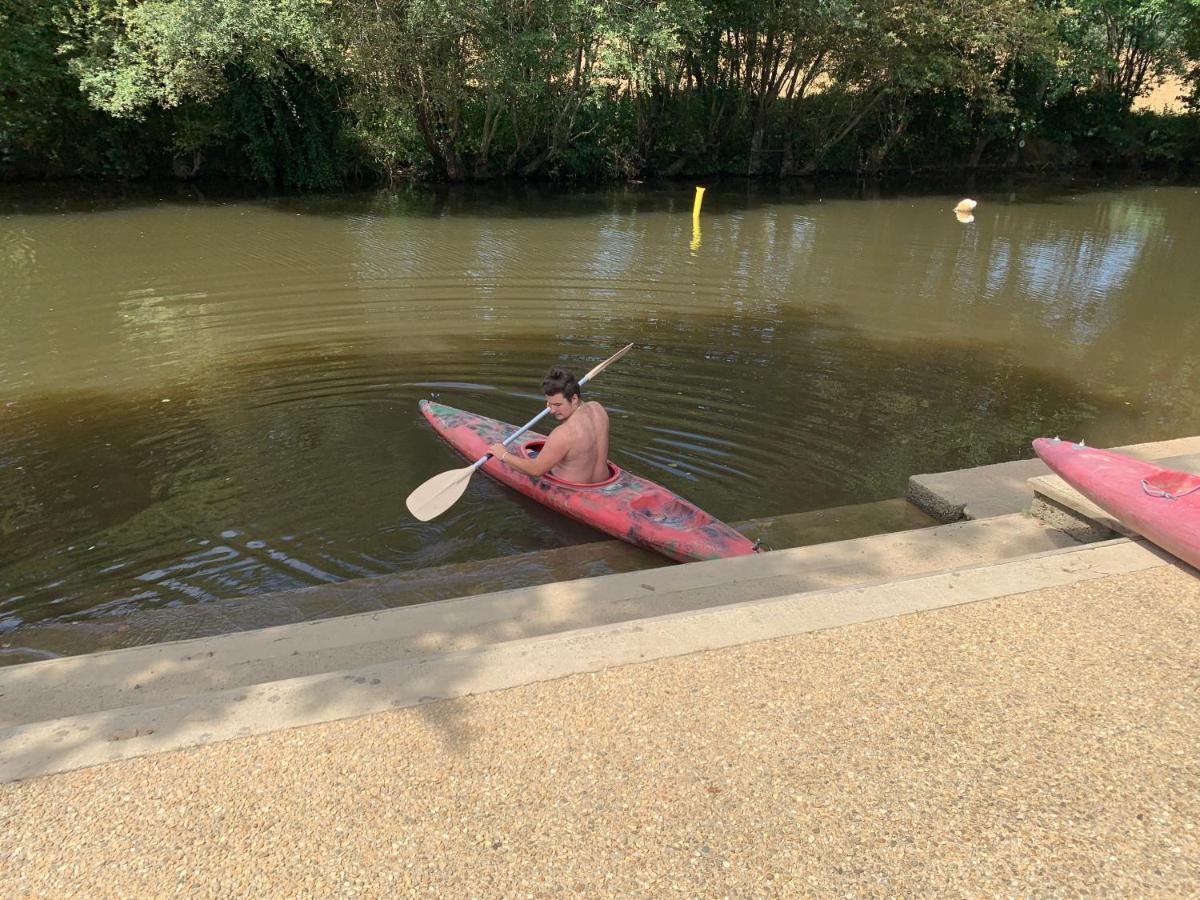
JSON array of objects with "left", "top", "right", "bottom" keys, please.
[{"left": 405, "top": 343, "right": 635, "bottom": 521}]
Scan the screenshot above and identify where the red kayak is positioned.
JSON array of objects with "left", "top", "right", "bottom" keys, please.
[
  {"left": 1033, "top": 437, "right": 1200, "bottom": 569},
  {"left": 419, "top": 400, "right": 757, "bottom": 562}
]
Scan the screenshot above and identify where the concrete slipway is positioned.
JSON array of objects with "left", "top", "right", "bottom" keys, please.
[{"left": 1, "top": 437, "right": 1198, "bottom": 895}]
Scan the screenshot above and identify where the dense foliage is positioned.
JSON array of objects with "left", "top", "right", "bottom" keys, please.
[{"left": 2, "top": 0, "right": 1198, "bottom": 186}]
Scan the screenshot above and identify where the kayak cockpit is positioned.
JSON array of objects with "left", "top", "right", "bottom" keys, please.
[{"left": 520, "top": 440, "right": 622, "bottom": 487}]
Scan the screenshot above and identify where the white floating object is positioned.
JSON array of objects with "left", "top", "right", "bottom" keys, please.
[{"left": 954, "top": 198, "right": 978, "bottom": 213}]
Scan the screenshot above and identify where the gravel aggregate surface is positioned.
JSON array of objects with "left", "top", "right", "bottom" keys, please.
[{"left": 3, "top": 565, "right": 1198, "bottom": 897}]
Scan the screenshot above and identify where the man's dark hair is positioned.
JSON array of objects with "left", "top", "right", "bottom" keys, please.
[{"left": 543, "top": 366, "right": 581, "bottom": 401}]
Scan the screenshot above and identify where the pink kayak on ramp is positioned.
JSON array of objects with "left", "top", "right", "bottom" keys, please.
[
  {"left": 1032, "top": 437, "right": 1200, "bottom": 570},
  {"left": 420, "top": 400, "right": 757, "bottom": 562}
]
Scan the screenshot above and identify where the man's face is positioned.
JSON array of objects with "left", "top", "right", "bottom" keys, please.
[{"left": 545, "top": 392, "right": 580, "bottom": 421}]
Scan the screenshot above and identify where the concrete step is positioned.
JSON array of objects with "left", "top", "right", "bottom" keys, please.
[
  {"left": 3, "top": 498, "right": 935, "bottom": 662},
  {"left": 1, "top": 512, "right": 1074, "bottom": 729},
  {"left": 0, "top": 536, "right": 1171, "bottom": 783},
  {"left": 1029, "top": 452, "right": 1200, "bottom": 542},
  {"left": 908, "top": 435, "right": 1200, "bottom": 521}
]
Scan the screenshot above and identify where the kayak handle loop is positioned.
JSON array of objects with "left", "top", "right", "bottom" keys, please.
[{"left": 1141, "top": 479, "right": 1200, "bottom": 501}]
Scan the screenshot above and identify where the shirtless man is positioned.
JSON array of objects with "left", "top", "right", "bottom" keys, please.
[{"left": 488, "top": 366, "right": 610, "bottom": 483}]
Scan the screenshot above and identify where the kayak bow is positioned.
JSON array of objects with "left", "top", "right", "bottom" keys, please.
[{"left": 1033, "top": 436, "right": 1200, "bottom": 569}]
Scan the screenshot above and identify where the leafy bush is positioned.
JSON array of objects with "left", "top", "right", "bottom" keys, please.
[{"left": 2, "top": 0, "right": 1197, "bottom": 184}]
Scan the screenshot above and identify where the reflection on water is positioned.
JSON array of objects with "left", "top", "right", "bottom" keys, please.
[{"left": 1, "top": 179, "right": 1199, "bottom": 639}]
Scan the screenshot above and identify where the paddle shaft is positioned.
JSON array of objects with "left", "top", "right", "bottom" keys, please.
[{"left": 465, "top": 342, "right": 634, "bottom": 473}]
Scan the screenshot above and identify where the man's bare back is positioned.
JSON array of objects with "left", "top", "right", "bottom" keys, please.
[{"left": 546, "top": 400, "right": 609, "bottom": 483}]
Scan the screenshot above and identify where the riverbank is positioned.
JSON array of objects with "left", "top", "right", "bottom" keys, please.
[
  {"left": 3, "top": 562, "right": 1197, "bottom": 896},
  {"left": 2, "top": 436, "right": 1197, "bottom": 774}
]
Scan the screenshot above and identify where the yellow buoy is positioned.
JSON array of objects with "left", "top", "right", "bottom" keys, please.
[{"left": 691, "top": 186, "right": 706, "bottom": 252}]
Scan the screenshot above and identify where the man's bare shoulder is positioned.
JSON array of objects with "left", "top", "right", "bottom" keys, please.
[{"left": 546, "top": 419, "right": 580, "bottom": 445}]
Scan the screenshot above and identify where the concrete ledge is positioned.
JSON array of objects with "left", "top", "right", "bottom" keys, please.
[
  {"left": 0, "top": 514, "right": 1074, "bottom": 728},
  {"left": 3, "top": 499, "right": 934, "bottom": 663},
  {"left": 1029, "top": 474, "right": 1132, "bottom": 541},
  {"left": 0, "top": 537, "right": 1168, "bottom": 783},
  {"left": 1028, "top": 451, "right": 1200, "bottom": 541},
  {"left": 908, "top": 436, "right": 1200, "bottom": 522},
  {"left": 1029, "top": 494, "right": 1119, "bottom": 544}
]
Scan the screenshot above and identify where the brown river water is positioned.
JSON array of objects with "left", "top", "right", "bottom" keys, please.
[{"left": 2, "top": 178, "right": 1198, "bottom": 651}]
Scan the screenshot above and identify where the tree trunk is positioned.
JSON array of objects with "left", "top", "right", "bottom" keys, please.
[
  {"left": 968, "top": 134, "right": 991, "bottom": 169},
  {"left": 474, "top": 97, "right": 503, "bottom": 180},
  {"left": 748, "top": 108, "right": 767, "bottom": 175},
  {"left": 801, "top": 87, "right": 888, "bottom": 175}
]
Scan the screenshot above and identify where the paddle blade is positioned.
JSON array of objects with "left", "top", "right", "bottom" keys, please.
[
  {"left": 580, "top": 342, "right": 634, "bottom": 385},
  {"left": 405, "top": 465, "right": 476, "bottom": 521}
]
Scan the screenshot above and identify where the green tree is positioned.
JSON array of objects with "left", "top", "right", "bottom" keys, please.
[
  {"left": 1063, "top": 0, "right": 1196, "bottom": 108},
  {"left": 61, "top": 0, "right": 348, "bottom": 187},
  {"left": 1, "top": 1, "right": 92, "bottom": 175},
  {"left": 594, "top": 0, "right": 703, "bottom": 174},
  {"left": 3, "top": 0, "right": 1197, "bottom": 183}
]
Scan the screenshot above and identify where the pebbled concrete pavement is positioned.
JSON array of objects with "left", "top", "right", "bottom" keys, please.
[{"left": 3, "top": 562, "right": 1198, "bottom": 897}]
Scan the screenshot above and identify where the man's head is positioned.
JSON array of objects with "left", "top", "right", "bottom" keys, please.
[{"left": 543, "top": 366, "right": 582, "bottom": 420}]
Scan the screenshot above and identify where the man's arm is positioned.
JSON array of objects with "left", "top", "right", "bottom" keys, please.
[{"left": 488, "top": 429, "right": 570, "bottom": 478}]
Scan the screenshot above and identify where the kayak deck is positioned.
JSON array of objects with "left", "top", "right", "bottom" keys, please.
[
  {"left": 419, "top": 400, "right": 757, "bottom": 562},
  {"left": 1033, "top": 437, "right": 1200, "bottom": 570}
]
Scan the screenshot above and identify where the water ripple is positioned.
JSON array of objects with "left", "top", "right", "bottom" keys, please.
[{"left": 2, "top": 183, "right": 1198, "bottom": 640}]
